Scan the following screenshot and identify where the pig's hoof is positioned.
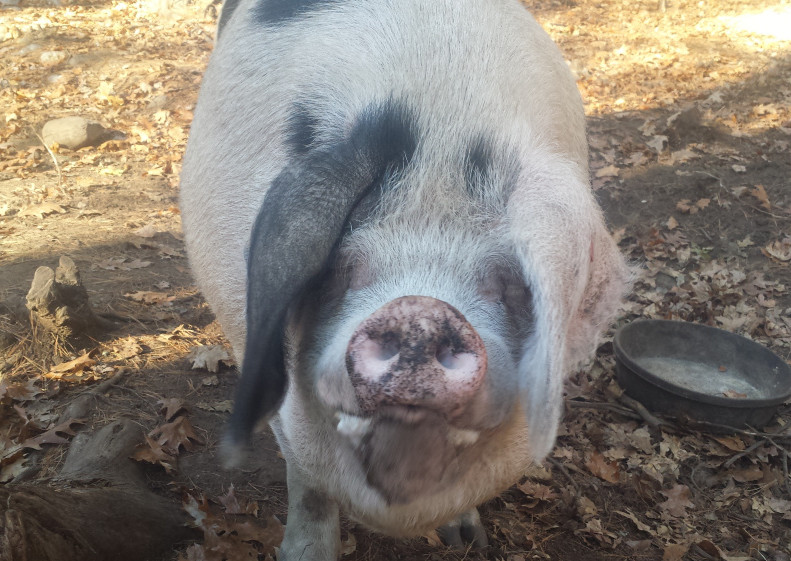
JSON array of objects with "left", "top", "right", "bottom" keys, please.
[{"left": 436, "top": 508, "right": 488, "bottom": 548}]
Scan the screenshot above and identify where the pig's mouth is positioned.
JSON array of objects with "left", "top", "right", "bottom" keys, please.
[{"left": 335, "top": 408, "right": 480, "bottom": 504}]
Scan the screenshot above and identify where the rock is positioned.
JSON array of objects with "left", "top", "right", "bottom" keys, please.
[
  {"left": 40, "top": 50, "right": 68, "bottom": 67},
  {"left": 41, "top": 116, "right": 112, "bottom": 150},
  {"left": 147, "top": 93, "right": 168, "bottom": 111}
]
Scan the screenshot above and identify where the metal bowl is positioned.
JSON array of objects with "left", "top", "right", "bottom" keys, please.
[{"left": 613, "top": 319, "right": 791, "bottom": 429}]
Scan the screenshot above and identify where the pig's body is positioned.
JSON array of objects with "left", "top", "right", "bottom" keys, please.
[{"left": 180, "top": 0, "right": 629, "bottom": 558}]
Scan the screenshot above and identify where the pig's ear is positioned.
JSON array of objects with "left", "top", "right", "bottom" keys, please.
[
  {"left": 508, "top": 156, "right": 630, "bottom": 461},
  {"left": 225, "top": 102, "right": 417, "bottom": 456}
]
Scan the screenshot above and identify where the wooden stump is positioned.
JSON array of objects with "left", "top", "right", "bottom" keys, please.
[{"left": 25, "top": 256, "right": 110, "bottom": 342}]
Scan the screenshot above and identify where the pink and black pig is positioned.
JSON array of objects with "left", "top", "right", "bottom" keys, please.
[{"left": 180, "top": 0, "right": 630, "bottom": 559}]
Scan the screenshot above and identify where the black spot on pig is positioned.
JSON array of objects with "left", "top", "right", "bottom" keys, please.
[
  {"left": 464, "top": 136, "right": 493, "bottom": 197},
  {"left": 300, "top": 489, "right": 333, "bottom": 522},
  {"left": 228, "top": 99, "right": 418, "bottom": 448},
  {"left": 254, "top": 0, "right": 343, "bottom": 26},
  {"left": 286, "top": 104, "right": 321, "bottom": 155}
]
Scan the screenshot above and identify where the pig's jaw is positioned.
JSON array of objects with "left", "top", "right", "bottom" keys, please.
[{"left": 334, "top": 409, "right": 480, "bottom": 504}]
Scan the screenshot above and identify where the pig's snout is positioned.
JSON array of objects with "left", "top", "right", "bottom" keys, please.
[{"left": 346, "top": 296, "right": 487, "bottom": 421}]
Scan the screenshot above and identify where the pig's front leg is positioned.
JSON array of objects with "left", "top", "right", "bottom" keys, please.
[
  {"left": 279, "top": 467, "right": 340, "bottom": 561},
  {"left": 437, "top": 508, "right": 489, "bottom": 549}
]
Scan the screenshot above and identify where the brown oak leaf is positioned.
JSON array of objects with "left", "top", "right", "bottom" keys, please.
[
  {"left": 585, "top": 451, "right": 620, "bottom": 483},
  {"left": 149, "top": 415, "right": 203, "bottom": 454},
  {"left": 131, "top": 434, "right": 177, "bottom": 474},
  {"left": 659, "top": 484, "right": 694, "bottom": 517},
  {"left": 158, "top": 398, "right": 187, "bottom": 421}
]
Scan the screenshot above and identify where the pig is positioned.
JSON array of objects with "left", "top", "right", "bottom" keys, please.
[{"left": 179, "top": 0, "right": 630, "bottom": 559}]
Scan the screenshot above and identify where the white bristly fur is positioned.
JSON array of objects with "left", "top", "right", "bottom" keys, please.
[{"left": 181, "top": 0, "right": 630, "bottom": 558}]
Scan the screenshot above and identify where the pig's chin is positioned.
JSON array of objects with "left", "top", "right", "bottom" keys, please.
[{"left": 337, "top": 408, "right": 478, "bottom": 505}]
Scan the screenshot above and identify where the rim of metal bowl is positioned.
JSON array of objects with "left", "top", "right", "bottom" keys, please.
[{"left": 613, "top": 319, "right": 791, "bottom": 409}]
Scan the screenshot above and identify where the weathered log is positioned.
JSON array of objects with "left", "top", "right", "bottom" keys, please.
[{"left": 0, "top": 419, "right": 199, "bottom": 561}]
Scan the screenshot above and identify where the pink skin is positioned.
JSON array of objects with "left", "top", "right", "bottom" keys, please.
[{"left": 346, "top": 296, "right": 487, "bottom": 423}]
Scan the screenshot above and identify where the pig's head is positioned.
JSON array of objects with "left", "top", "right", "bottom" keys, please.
[
  {"left": 299, "top": 213, "right": 535, "bottom": 503},
  {"left": 224, "top": 100, "right": 629, "bottom": 503}
]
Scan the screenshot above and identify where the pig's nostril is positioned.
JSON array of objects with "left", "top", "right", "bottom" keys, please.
[
  {"left": 377, "top": 337, "right": 400, "bottom": 361},
  {"left": 436, "top": 344, "right": 455, "bottom": 369},
  {"left": 436, "top": 344, "right": 468, "bottom": 370}
]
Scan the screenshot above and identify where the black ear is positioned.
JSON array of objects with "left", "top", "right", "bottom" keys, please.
[{"left": 226, "top": 101, "right": 417, "bottom": 449}]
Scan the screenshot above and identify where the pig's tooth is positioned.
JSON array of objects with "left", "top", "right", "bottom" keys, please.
[
  {"left": 335, "top": 412, "right": 373, "bottom": 445},
  {"left": 448, "top": 428, "right": 480, "bottom": 447}
]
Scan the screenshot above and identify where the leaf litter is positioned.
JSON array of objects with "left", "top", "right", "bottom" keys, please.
[{"left": 1, "top": 0, "right": 791, "bottom": 559}]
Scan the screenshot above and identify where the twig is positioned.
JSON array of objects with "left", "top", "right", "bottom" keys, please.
[
  {"left": 565, "top": 399, "right": 641, "bottom": 420},
  {"left": 761, "top": 435, "right": 791, "bottom": 498},
  {"left": 92, "top": 367, "right": 130, "bottom": 395},
  {"left": 546, "top": 457, "right": 581, "bottom": 495},
  {"left": 617, "top": 394, "right": 671, "bottom": 428},
  {"left": 684, "top": 420, "right": 791, "bottom": 440},
  {"left": 34, "top": 131, "right": 63, "bottom": 189},
  {"left": 691, "top": 543, "right": 717, "bottom": 560},
  {"left": 723, "top": 439, "right": 765, "bottom": 469},
  {"left": 694, "top": 170, "right": 791, "bottom": 220}
]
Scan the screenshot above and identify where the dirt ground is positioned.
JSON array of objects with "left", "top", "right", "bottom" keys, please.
[{"left": 1, "top": 0, "right": 790, "bottom": 559}]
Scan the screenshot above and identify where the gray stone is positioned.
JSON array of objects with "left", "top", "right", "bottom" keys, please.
[{"left": 41, "top": 116, "right": 111, "bottom": 150}]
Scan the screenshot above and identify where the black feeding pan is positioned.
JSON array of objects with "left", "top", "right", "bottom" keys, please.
[{"left": 613, "top": 320, "right": 791, "bottom": 429}]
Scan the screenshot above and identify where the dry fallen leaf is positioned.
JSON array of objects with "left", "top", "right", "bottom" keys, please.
[
  {"left": 730, "top": 465, "right": 763, "bottom": 483},
  {"left": 158, "top": 398, "right": 187, "bottom": 421},
  {"left": 750, "top": 184, "right": 771, "bottom": 209},
  {"left": 659, "top": 484, "right": 694, "bottom": 517},
  {"left": 670, "top": 148, "right": 697, "bottom": 164},
  {"left": 663, "top": 543, "right": 689, "bottom": 561},
  {"left": 18, "top": 201, "right": 66, "bottom": 218},
  {"left": 696, "top": 539, "right": 751, "bottom": 561},
  {"left": 0, "top": 378, "right": 42, "bottom": 402},
  {"left": 125, "top": 291, "right": 176, "bottom": 304},
  {"left": 179, "top": 493, "right": 283, "bottom": 561},
  {"left": 646, "top": 135, "right": 668, "bottom": 153},
  {"left": 0, "top": 456, "right": 28, "bottom": 483},
  {"left": 675, "top": 198, "right": 710, "bottom": 214},
  {"left": 46, "top": 352, "right": 96, "bottom": 379},
  {"left": 585, "top": 451, "right": 620, "bottom": 483},
  {"left": 196, "top": 400, "right": 233, "bottom": 413},
  {"left": 762, "top": 238, "right": 791, "bottom": 262},
  {"left": 132, "top": 434, "right": 177, "bottom": 474},
  {"left": 218, "top": 484, "right": 258, "bottom": 516},
  {"left": 113, "top": 337, "right": 144, "bottom": 360},
  {"left": 149, "top": 415, "right": 203, "bottom": 454},
  {"left": 20, "top": 418, "right": 84, "bottom": 451},
  {"left": 188, "top": 345, "right": 230, "bottom": 373},
  {"left": 615, "top": 510, "right": 651, "bottom": 533},
  {"left": 516, "top": 480, "right": 558, "bottom": 502},
  {"left": 595, "top": 164, "right": 620, "bottom": 178},
  {"left": 134, "top": 223, "right": 159, "bottom": 238},
  {"left": 713, "top": 435, "right": 745, "bottom": 452}
]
